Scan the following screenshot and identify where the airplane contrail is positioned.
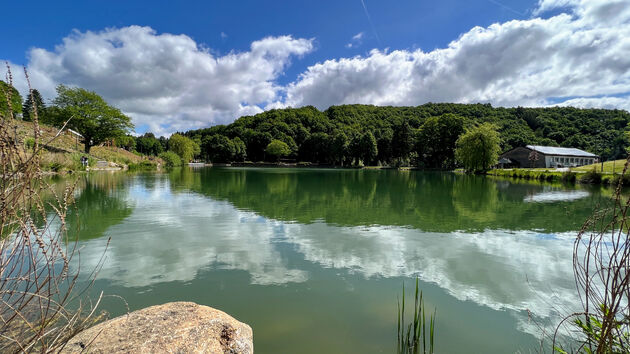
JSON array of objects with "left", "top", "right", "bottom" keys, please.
[
  {"left": 487, "top": 0, "right": 527, "bottom": 16},
  {"left": 360, "top": 0, "right": 382, "bottom": 46}
]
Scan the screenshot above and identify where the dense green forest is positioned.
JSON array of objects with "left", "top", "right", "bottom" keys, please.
[{"left": 177, "top": 104, "right": 630, "bottom": 167}]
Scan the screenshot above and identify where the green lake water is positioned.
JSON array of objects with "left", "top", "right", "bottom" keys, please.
[{"left": 64, "top": 168, "right": 607, "bottom": 353}]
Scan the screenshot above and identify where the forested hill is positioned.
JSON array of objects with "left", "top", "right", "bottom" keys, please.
[{"left": 181, "top": 103, "right": 630, "bottom": 167}]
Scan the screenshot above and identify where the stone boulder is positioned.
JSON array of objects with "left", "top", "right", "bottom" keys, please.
[{"left": 63, "top": 302, "right": 253, "bottom": 353}]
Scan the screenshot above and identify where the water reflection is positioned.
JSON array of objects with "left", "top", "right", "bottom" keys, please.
[
  {"left": 78, "top": 175, "right": 307, "bottom": 287},
  {"left": 524, "top": 188, "right": 590, "bottom": 203},
  {"left": 174, "top": 168, "right": 604, "bottom": 233},
  {"left": 66, "top": 173, "right": 133, "bottom": 240},
  {"left": 284, "top": 224, "right": 578, "bottom": 336},
  {"left": 68, "top": 169, "right": 603, "bottom": 347}
]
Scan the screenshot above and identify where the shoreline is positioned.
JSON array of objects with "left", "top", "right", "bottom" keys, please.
[{"left": 191, "top": 161, "right": 443, "bottom": 170}]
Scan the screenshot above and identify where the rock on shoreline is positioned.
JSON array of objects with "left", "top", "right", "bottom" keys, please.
[{"left": 62, "top": 302, "right": 253, "bottom": 353}]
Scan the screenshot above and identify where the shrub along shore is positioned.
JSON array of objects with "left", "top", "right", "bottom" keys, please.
[{"left": 488, "top": 168, "right": 630, "bottom": 186}]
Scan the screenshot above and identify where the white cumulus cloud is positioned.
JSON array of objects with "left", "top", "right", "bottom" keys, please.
[
  {"left": 22, "top": 26, "right": 313, "bottom": 135},
  {"left": 285, "top": 0, "right": 630, "bottom": 111},
  {"left": 552, "top": 96, "right": 630, "bottom": 111},
  {"left": 345, "top": 32, "right": 364, "bottom": 48},
  {"left": 533, "top": 0, "right": 580, "bottom": 15}
]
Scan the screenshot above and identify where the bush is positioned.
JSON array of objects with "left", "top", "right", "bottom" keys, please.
[
  {"left": 561, "top": 171, "right": 577, "bottom": 183},
  {"left": 158, "top": 151, "right": 182, "bottom": 168},
  {"left": 128, "top": 160, "right": 157, "bottom": 171},
  {"left": 490, "top": 169, "right": 564, "bottom": 183},
  {"left": 24, "top": 137, "right": 35, "bottom": 150},
  {"left": 41, "top": 152, "right": 73, "bottom": 172},
  {"left": 611, "top": 174, "right": 630, "bottom": 187},
  {"left": 48, "top": 162, "right": 63, "bottom": 172},
  {"left": 70, "top": 153, "right": 95, "bottom": 170},
  {"left": 578, "top": 170, "right": 602, "bottom": 184}
]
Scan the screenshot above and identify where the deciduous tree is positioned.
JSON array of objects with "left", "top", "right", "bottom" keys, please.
[
  {"left": 202, "top": 134, "right": 236, "bottom": 163},
  {"left": 0, "top": 80, "right": 22, "bottom": 119},
  {"left": 455, "top": 123, "right": 501, "bottom": 173},
  {"left": 416, "top": 114, "right": 465, "bottom": 169},
  {"left": 360, "top": 131, "right": 378, "bottom": 166},
  {"left": 392, "top": 121, "right": 413, "bottom": 162},
  {"left": 168, "top": 134, "right": 198, "bottom": 162},
  {"left": 136, "top": 133, "right": 163, "bottom": 156},
  {"left": 52, "top": 85, "right": 133, "bottom": 153},
  {"left": 266, "top": 140, "right": 291, "bottom": 161}
]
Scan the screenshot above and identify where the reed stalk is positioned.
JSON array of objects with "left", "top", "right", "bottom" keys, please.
[
  {"left": 397, "top": 277, "right": 435, "bottom": 354},
  {"left": 0, "top": 64, "right": 105, "bottom": 353}
]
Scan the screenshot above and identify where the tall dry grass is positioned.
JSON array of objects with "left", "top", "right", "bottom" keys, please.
[
  {"left": 553, "top": 156, "right": 630, "bottom": 353},
  {"left": 1, "top": 64, "right": 105, "bottom": 352}
]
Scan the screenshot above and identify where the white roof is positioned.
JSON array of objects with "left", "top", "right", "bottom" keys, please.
[
  {"left": 526, "top": 145, "right": 597, "bottom": 157},
  {"left": 67, "top": 128, "right": 83, "bottom": 137}
]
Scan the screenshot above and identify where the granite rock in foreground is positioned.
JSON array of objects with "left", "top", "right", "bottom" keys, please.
[{"left": 63, "top": 302, "right": 253, "bottom": 353}]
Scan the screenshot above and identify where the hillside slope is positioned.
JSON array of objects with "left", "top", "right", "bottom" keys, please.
[
  {"left": 13, "top": 120, "right": 145, "bottom": 172},
  {"left": 182, "top": 103, "right": 630, "bottom": 165}
]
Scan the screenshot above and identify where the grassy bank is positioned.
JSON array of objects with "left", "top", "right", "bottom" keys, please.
[
  {"left": 573, "top": 159, "right": 627, "bottom": 173},
  {"left": 488, "top": 168, "right": 630, "bottom": 186},
  {"left": 488, "top": 169, "right": 574, "bottom": 183},
  {"left": 14, "top": 120, "right": 158, "bottom": 173}
]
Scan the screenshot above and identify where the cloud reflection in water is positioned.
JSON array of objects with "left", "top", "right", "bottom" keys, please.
[{"left": 78, "top": 176, "right": 581, "bottom": 338}]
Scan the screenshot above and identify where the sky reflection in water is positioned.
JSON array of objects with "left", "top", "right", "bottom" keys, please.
[{"left": 70, "top": 169, "right": 606, "bottom": 352}]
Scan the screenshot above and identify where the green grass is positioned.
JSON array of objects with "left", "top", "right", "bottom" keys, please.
[
  {"left": 91, "top": 146, "right": 145, "bottom": 166},
  {"left": 573, "top": 159, "right": 627, "bottom": 174},
  {"left": 488, "top": 169, "right": 575, "bottom": 183},
  {"left": 128, "top": 160, "right": 158, "bottom": 171},
  {"left": 15, "top": 120, "right": 156, "bottom": 171}
]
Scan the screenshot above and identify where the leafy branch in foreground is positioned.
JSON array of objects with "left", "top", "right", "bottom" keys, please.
[
  {"left": 553, "top": 156, "right": 630, "bottom": 353},
  {"left": 397, "top": 278, "right": 435, "bottom": 354}
]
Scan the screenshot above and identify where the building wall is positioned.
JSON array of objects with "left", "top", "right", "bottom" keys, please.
[
  {"left": 501, "top": 147, "right": 598, "bottom": 168},
  {"left": 546, "top": 155, "right": 597, "bottom": 168},
  {"left": 500, "top": 147, "right": 546, "bottom": 168}
]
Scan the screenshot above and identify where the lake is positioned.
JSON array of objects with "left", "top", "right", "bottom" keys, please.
[{"left": 64, "top": 168, "right": 607, "bottom": 353}]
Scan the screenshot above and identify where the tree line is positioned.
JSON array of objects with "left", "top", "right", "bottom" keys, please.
[
  {"left": 3, "top": 79, "right": 629, "bottom": 171},
  {"left": 178, "top": 104, "right": 630, "bottom": 169}
]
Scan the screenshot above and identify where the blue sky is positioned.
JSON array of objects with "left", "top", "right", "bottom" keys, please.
[
  {"left": 2, "top": 0, "right": 629, "bottom": 135},
  {"left": 4, "top": 0, "right": 535, "bottom": 70}
]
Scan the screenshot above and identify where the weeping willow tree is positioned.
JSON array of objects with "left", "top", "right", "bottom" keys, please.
[
  {"left": 0, "top": 64, "right": 105, "bottom": 352},
  {"left": 454, "top": 123, "right": 501, "bottom": 173}
]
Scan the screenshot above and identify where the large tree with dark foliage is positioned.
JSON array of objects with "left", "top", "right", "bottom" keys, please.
[
  {"left": 416, "top": 114, "right": 465, "bottom": 169},
  {"left": 0, "top": 80, "right": 22, "bottom": 119},
  {"left": 52, "top": 85, "right": 133, "bottom": 153},
  {"left": 392, "top": 120, "right": 413, "bottom": 162},
  {"left": 201, "top": 134, "right": 245, "bottom": 163},
  {"left": 22, "top": 89, "right": 45, "bottom": 122},
  {"left": 136, "top": 133, "right": 163, "bottom": 156}
]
